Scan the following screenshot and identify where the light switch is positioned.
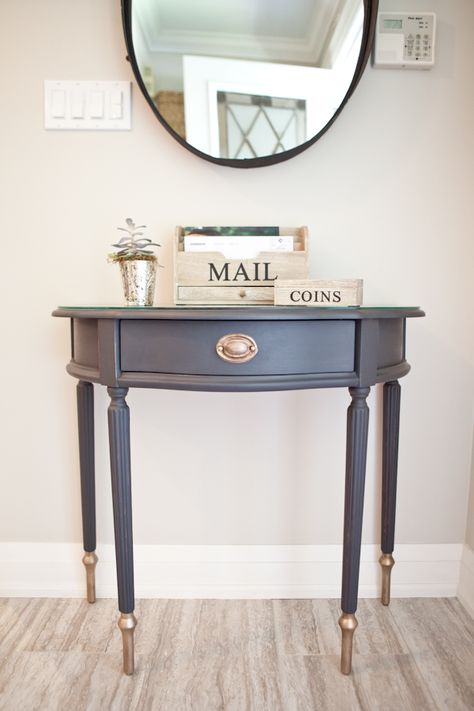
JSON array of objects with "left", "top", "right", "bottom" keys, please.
[
  {"left": 110, "top": 89, "right": 123, "bottom": 119},
  {"left": 70, "top": 88, "right": 85, "bottom": 118},
  {"left": 51, "top": 89, "right": 66, "bottom": 118},
  {"left": 89, "top": 90, "right": 104, "bottom": 118},
  {"left": 44, "top": 80, "right": 131, "bottom": 129}
]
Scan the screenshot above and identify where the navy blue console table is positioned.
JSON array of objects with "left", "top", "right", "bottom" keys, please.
[{"left": 53, "top": 305, "right": 424, "bottom": 675}]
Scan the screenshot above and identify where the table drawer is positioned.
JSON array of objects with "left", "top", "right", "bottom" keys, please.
[{"left": 120, "top": 320, "right": 355, "bottom": 376}]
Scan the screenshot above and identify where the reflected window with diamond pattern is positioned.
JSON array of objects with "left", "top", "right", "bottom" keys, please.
[{"left": 217, "top": 91, "right": 306, "bottom": 159}]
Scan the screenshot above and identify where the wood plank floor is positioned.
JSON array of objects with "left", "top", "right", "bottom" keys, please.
[{"left": 0, "top": 598, "right": 473, "bottom": 710}]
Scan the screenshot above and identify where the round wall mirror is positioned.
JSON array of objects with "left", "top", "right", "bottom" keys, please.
[{"left": 122, "top": 0, "right": 378, "bottom": 168}]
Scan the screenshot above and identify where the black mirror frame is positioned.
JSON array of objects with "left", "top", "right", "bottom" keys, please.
[{"left": 121, "top": 0, "right": 378, "bottom": 169}]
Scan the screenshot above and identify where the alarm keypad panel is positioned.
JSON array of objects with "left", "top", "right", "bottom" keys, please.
[{"left": 374, "top": 13, "right": 436, "bottom": 69}]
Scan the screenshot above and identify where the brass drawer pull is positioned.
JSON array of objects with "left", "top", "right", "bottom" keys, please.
[{"left": 216, "top": 333, "right": 258, "bottom": 363}]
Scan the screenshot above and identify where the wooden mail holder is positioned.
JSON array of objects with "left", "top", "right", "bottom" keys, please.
[{"left": 174, "top": 226, "right": 309, "bottom": 305}]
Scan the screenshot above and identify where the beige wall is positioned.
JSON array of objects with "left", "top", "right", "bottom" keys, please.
[{"left": 1, "top": 0, "right": 473, "bottom": 547}]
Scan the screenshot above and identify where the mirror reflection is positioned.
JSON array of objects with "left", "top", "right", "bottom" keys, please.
[{"left": 131, "top": 0, "right": 364, "bottom": 160}]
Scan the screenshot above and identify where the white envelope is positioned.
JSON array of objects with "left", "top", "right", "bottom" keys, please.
[{"left": 184, "top": 234, "right": 294, "bottom": 258}]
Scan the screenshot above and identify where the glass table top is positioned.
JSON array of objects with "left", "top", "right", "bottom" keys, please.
[{"left": 58, "top": 304, "right": 420, "bottom": 311}]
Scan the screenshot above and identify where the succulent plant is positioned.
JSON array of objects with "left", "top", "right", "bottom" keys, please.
[{"left": 110, "top": 218, "right": 161, "bottom": 259}]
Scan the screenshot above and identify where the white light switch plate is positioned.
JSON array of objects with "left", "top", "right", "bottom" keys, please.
[{"left": 44, "top": 81, "right": 131, "bottom": 130}]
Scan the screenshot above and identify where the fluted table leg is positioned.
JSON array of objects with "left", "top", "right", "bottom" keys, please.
[
  {"left": 339, "top": 386, "right": 370, "bottom": 675},
  {"left": 107, "top": 386, "right": 136, "bottom": 675},
  {"left": 380, "top": 380, "right": 401, "bottom": 606},
  {"left": 77, "top": 380, "right": 98, "bottom": 603}
]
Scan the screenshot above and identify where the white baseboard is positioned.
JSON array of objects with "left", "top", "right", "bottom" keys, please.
[
  {"left": 0, "top": 542, "right": 463, "bottom": 599},
  {"left": 457, "top": 544, "right": 474, "bottom": 618}
]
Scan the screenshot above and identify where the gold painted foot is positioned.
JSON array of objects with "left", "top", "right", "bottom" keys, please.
[
  {"left": 118, "top": 612, "right": 137, "bottom": 675},
  {"left": 82, "top": 551, "right": 98, "bottom": 603},
  {"left": 379, "top": 553, "right": 395, "bottom": 606},
  {"left": 338, "top": 613, "right": 358, "bottom": 675}
]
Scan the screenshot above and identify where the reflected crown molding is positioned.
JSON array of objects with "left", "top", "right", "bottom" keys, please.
[{"left": 135, "top": 0, "right": 360, "bottom": 66}]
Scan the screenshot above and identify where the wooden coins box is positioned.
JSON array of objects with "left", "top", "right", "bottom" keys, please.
[
  {"left": 274, "top": 279, "right": 363, "bottom": 307},
  {"left": 174, "top": 226, "right": 308, "bottom": 305}
]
